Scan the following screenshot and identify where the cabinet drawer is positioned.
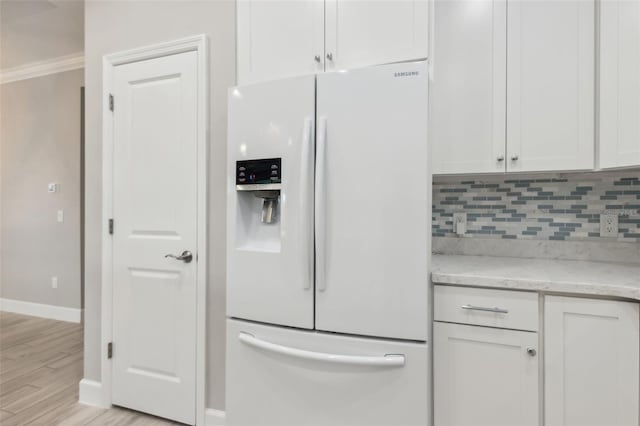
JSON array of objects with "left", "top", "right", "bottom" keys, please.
[{"left": 434, "top": 285, "right": 539, "bottom": 331}]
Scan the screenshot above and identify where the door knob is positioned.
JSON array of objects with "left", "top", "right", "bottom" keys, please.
[
  {"left": 497, "top": 155, "right": 505, "bottom": 162},
  {"left": 326, "top": 52, "right": 334, "bottom": 61},
  {"left": 165, "top": 250, "right": 193, "bottom": 263},
  {"left": 511, "top": 154, "right": 519, "bottom": 161},
  {"left": 527, "top": 348, "right": 537, "bottom": 357},
  {"left": 314, "top": 55, "right": 321, "bottom": 63}
]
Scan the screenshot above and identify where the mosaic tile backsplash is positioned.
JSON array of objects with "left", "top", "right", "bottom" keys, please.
[{"left": 433, "top": 172, "right": 640, "bottom": 242}]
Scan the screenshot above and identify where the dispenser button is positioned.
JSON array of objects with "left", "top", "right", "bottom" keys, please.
[
  {"left": 239, "top": 166, "right": 246, "bottom": 171},
  {"left": 270, "top": 176, "right": 279, "bottom": 181},
  {"left": 239, "top": 172, "right": 245, "bottom": 177},
  {"left": 238, "top": 178, "right": 246, "bottom": 183},
  {"left": 271, "top": 164, "right": 278, "bottom": 170},
  {"left": 271, "top": 170, "right": 278, "bottom": 176}
]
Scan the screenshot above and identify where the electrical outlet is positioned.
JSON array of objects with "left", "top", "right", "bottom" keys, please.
[
  {"left": 51, "top": 277, "right": 58, "bottom": 289},
  {"left": 600, "top": 214, "right": 619, "bottom": 238},
  {"left": 453, "top": 212, "right": 467, "bottom": 236}
]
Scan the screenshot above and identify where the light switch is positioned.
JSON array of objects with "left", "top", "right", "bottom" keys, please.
[
  {"left": 57, "top": 210, "right": 64, "bottom": 223},
  {"left": 48, "top": 183, "right": 58, "bottom": 193},
  {"left": 51, "top": 277, "right": 58, "bottom": 289}
]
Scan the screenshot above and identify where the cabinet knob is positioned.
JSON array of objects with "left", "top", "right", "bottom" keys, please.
[
  {"left": 527, "top": 348, "right": 537, "bottom": 357},
  {"left": 511, "top": 154, "right": 519, "bottom": 161},
  {"left": 497, "top": 155, "right": 505, "bottom": 162},
  {"left": 326, "top": 52, "right": 334, "bottom": 61},
  {"left": 314, "top": 55, "right": 321, "bottom": 63}
]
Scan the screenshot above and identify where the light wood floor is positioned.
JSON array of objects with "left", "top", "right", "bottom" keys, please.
[{"left": 0, "top": 311, "right": 182, "bottom": 425}]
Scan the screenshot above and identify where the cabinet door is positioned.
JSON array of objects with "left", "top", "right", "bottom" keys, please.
[
  {"left": 324, "top": 0, "right": 428, "bottom": 72},
  {"left": 600, "top": 0, "right": 640, "bottom": 169},
  {"left": 506, "top": 0, "right": 595, "bottom": 172},
  {"left": 237, "top": 0, "right": 324, "bottom": 84},
  {"left": 545, "top": 296, "right": 640, "bottom": 426},
  {"left": 431, "top": 0, "right": 507, "bottom": 174},
  {"left": 434, "top": 322, "right": 539, "bottom": 426}
]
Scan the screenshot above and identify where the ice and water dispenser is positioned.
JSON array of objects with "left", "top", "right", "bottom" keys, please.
[
  {"left": 234, "top": 157, "right": 284, "bottom": 254},
  {"left": 235, "top": 158, "right": 282, "bottom": 224}
]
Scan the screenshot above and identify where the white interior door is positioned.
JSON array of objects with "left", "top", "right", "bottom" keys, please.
[
  {"left": 315, "top": 62, "right": 429, "bottom": 341},
  {"left": 111, "top": 51, "right": 198, "bottom": 425}
]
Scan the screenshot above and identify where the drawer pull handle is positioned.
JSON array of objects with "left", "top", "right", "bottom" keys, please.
[
  {"left": 238, "top": 332, "right": 405, "bottom": 367},
  {"left": 461, "top": 304, "right": 509, "bottom": 314}
]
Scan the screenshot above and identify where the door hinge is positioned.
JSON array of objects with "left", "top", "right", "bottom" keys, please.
[
  {"left": 109, "top": 94, "right": 114, "bottom": 112},
  {"left": 107, "top": 342, "right": 113, "bottom": 359},
  {"left": 108, "top": 218, "right": 114, "bottom": 235}
]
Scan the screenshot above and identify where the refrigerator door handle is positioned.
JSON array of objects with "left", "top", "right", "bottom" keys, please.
[
  {"left": 238, "top": 332, "right": 406, "bottom": 367},
  {"left": 315, "top": 116, "right": 327, "bottom": 292},
  {"left": 301, "top": 117, "right": 314, "bottom": 290}
]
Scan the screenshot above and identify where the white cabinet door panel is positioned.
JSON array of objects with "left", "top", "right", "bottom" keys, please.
[
  {"left": 434, "top": 322, "right": 539, "bottom": 426},
  {"left": 237, "top": 0, "right": 324, "bottom": 84},
  {"left": 431, "top": 0, "right": 507, "bottom": 174},
  {"left": 600, "top": 0, "right": 640, "bottom": 169},
  {"left": 325, "top": 0, "right": 428, "bottom": 72},
  {"left": 545, "top": 296, "right": 640, "bottom": 426},
  {"left": 507, "top": 0, "right": 595, "bottom": 172}
]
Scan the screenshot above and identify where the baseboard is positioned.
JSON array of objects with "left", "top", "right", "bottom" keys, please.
[
  {"left": 78, "top": 379, "right": 106, "bottom": 408},
  {"left": 0, "top": 298, "right": 81, "bottom": 323},
  {"left": 205, "top": 409, "right": 226, "bottom": 426}
]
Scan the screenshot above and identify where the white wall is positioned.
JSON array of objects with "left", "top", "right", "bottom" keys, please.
[
  {"left": 83, "top": 0, "right": 235, "bottom": 410},
  {"left": 0, "top": 69, "right": 84, "bottom": 310}
]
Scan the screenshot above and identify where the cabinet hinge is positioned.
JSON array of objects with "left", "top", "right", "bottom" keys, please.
[
  {"left": 109, "top": 94, "right": 114, "bottom": 112},
  {"left": 107, "top": 342, "right": 113, "bottom": 359},
  {"left": 108, "top": 218, "right": 114, "bottom": 235}
]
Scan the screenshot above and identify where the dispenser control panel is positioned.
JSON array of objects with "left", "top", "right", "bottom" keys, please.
[{"left": 236, "top": 158, "right": 281, "bottom": 185}]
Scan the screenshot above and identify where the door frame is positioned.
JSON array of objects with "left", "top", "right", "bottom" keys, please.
[{"left": 100, "top": 35, "right": 208, "bottom": 425}]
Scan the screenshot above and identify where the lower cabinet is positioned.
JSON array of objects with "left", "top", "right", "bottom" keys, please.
[
  {"left": 545, "top": 296, "right": 640, "bottom": 426},
  {"left": 434, "top": 322, "right": 540, "bottom": 426},
  {"left": 434, "top": 285, "right": 640, "bottom": 426}
]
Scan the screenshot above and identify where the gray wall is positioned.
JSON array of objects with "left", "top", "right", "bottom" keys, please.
[
  {"left": 83, "top": 0, "right": 235, "bottom": 410},
  {"left": 0, "top": 69, "right": 84, "bottom": 309}
]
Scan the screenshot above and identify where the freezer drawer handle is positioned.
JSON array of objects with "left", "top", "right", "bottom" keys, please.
[
  {"left": 238, "top": 332, "right": 405, "bottom": 367},
  {"left": 461, "top": 304, "right": 509, "bottom": 314}
]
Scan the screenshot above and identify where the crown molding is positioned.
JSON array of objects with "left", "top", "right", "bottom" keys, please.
[{"left": 0, "top": 52, "right": 84, "bottom": 84}]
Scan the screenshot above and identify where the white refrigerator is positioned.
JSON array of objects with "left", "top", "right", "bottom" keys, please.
[{"left": 226, "top": 61, "right": 430, "bottom": 426}]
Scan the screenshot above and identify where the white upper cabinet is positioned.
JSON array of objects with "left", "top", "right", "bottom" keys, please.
[
  {"left": 324, "top": 0, "right": 428, "bottom": 72},
  {"left": 506, "top": 0, "right": 595, "bottom": 172},
  {"left": 237, "top": 0, "right": 324, "bottom": 84},
  {"left": 237, "top": 0, "right": 428, "bottom": 84},
  {"left": 600, "top": 0, "right": 640, "bottom": 169},
  {"left": 545, "top": 296, "right": 639, "bottom": 426},
  {"left": 432, "top": 0, "right": 597, "bottom": 175},
  {"left": 431, "top": 0, "right": 507, "bottom": 174}
]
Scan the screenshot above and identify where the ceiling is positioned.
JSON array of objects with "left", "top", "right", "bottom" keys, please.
[{"left": 0, "top": 0, "right": 84, "bottom": 69}]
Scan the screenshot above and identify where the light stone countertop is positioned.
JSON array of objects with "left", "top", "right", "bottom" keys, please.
[{"left": 432, "top": 254, "right": 640, "bottom": 301}]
